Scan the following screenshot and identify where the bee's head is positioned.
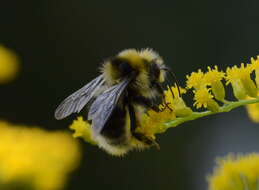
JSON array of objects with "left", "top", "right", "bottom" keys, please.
[{"left": 102, "top": 49, "right": 166, "bottom": 91}]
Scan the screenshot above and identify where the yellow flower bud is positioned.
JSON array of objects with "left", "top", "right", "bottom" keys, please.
[
  {"left": 207, "top": 99, "right": 220, "bottom": 112},
  {"left": 231, "top": 80, "right": 247, "bottom": 100},
  {"left": 193, "top": 88, "right": 220, "bottom": 112},
  {"left": 211, "top": 81, "right": 226, "bottom": 101},
  {"left": 172, "top": 97, "right": 193, "bottom": 117},
  {"left": 241, "top": 77, "right": 257, "bottom": 98}
]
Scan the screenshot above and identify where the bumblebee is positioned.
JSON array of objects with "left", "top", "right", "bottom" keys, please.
[{"left": 55, "top": 48, "right": 178, "bottom": 156}]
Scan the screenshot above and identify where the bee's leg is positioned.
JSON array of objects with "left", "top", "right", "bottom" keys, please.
[
  {"left": 154, "top": 82, "right": 173, "bottom": 112},
  {"left": 132, "top": 132, "right": 160, "bottom": 150},
  {"left": 128, "top": 103, "right": 137, "bottom": 131},
  {"left": 128, "top": 103, "right": 160, "bottom": 149},
  {"left": 131, "top": 96, "right": 161, "bottom": 112},
  {"left": 160, "top": 101, "right": 173, "bottom": 112}
]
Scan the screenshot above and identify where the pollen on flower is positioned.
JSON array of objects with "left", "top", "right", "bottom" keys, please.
[
  {"left": 204, "top": 66, "right": 225, "bottom": 84},
  {"left": 193, "top": 88, "right": 220, "bottom": 112},
  {"left": 0, "top": 45, "right": 20, "bottom": 84},
  {"left": 226, "top": 63, "right": 257, "bottom": 98},
  {"left": 186, "top": 69, "right": 206, "bottom": 89},
  {"left": 193, "top": 88, "right": 214, "bottom": 108},
  {"left": 225, "top": 63, "right": 252, "bottom": 84},
  {"left": 69, "top": 116, "right": 96, "bottom": 145},
  {"left": 208, "top": 153, "right": 259, "bottom": 190},
  {"left": 0, "top": 120, "right": 81, "bottom": 190}
]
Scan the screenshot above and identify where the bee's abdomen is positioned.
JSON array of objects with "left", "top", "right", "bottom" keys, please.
[{"left": 100, "top": 105, "right": 129, "bottom": 145}]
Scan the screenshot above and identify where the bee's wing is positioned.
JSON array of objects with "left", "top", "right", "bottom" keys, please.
[
  {"left": 88, "top": 76, "right": 133, "bottom": 135},
  {"left": 55, "top": 75, "right": 105, "bottom": 120}
]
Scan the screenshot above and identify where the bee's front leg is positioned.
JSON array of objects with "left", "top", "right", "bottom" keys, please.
[{"left": 131, "top": 96, "right": 161, "bottom": 112}]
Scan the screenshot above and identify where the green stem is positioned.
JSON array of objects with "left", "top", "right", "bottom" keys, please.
[{"left": 164, "top": 98, "right": 259, "bottom": 130}]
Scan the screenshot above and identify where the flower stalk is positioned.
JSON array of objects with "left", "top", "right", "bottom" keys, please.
[{"left": 164, "top": 98, "right": 259, "bottom": 129}]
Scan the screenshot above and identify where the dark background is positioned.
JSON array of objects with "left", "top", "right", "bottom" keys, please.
[{"left": 1, "top": 0, "right": 259, "bottom": 190}]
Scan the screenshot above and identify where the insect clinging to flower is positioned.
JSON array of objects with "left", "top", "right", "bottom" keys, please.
[{"left": 55, "top": 48, "right": 179, "bottom": 156}]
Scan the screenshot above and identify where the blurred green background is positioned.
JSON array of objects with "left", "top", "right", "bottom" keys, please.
[{"left": 1, "top": 0, "right": 259, "bottom": 189}]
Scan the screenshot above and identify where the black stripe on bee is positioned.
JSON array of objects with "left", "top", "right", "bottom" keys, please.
[{"left": 100, "top": 100, "right": 128, "bottom": 145}]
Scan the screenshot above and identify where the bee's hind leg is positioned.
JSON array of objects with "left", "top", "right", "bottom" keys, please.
[
  {"left": 128, "top": 103, "right": 160, "bottom": 149},
  {"left": 132, "top": 132, "right": 160, "bottom": 150}
]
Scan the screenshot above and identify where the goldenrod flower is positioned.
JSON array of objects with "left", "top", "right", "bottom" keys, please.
[
  {"left": 226, "top": 64, "right": 257, "bottom": 99},
  {"left": 208, "top": 153, "right": 259, "bottom": 190},
  {"left": 0, "top": 45, "right": 19, "bottom": 84},
  {"left": 0, "top": 121, "right": 81, "bottom": 190},
  {"left": 193, "top": 88, "right": 219, "bottom": 112},
  {"left": 186, "top": 69, "right": 206, "bottom": 89},
  {"left": 70, "top": 116, "right": 96, "bottom": 145},
  {"left": 204, "top": 66, "right": 226, "bottom": 101},
  {"left": 250, "top": 56, "right": 259, "bottom": 87}
]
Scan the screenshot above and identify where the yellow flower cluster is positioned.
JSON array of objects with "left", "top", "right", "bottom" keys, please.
[
  {"left": 208, "top": 153, "right": 259, "bottom": 190},
  {"left": 226, "top": 64, "right": 257, "bottom": 99},
  {"left": 0, "top": 45, "right": 19, "bottom": 84},
  {"left": 186, "top": 66, "right": 225, "bottom": 111},
  {"left": 186, "top": 56, "right": 259, "bottom": 116},
  {"left": 0, "top": 120, "right": 81, "bottom": 190}
]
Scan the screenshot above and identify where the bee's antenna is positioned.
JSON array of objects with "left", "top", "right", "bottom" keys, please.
[
  {"left": 162, "top": 67, "right": 181, "bottom": 97},
  {"left": 165, "top": 79, "right": 175, "bottom": 98}
]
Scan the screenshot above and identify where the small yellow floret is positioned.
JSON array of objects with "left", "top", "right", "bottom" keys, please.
[
  {"left": 226, "top": 64, "right": 257, "bottom": 98},
  {"left": 193, "top": 88, "right": 214, "bottom": 108},
  {"left": 193, "top": 88, "right": 219, "bottom": 111},
  {"left": 69, "top": 116, "right": 96, "bottom": 145},
  {"left": 204, "top": 66, "right": 225, "bottom": 84},
  {"left": 203, "top": 66, "right": 226, "bottom": 101},
  {"left": 208, "top": 153, "right": 259, "bottom": 190},
  {"left": 0, "top": 45, "right": 19, "bottom": 84},
  {"left": 226, "top": 64, "right": 252, "bottom": 84},
  {"left": 186, "top": 69, "right": 206, "bottom": 89}
]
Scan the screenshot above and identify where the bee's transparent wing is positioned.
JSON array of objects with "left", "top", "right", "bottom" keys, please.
[
  {"left": 88, "top": 76, "right": 133, "bottom": 135},
  {"left": 55, "top": 75, "right": 105, "bottom": 120}
]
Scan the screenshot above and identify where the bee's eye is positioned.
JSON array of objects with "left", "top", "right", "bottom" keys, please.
[{"left": 149, "top": 62, "right": 160, "bottom": 80}]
